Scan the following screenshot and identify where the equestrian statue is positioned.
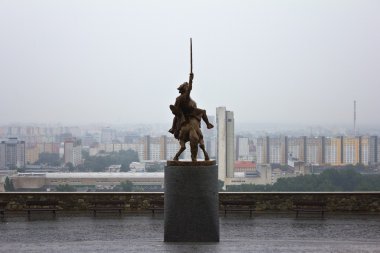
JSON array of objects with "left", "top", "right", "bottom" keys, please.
[{"left": 168, "top": 39, "right": 214, "bottom": 162}]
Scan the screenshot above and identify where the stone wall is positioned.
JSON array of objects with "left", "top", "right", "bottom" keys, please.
[
  {"left": 0, "top": 192, "right": 379, "bottom": 212},
  {"left": 219, "top": 192, "right": 380, "bottom": 212}
]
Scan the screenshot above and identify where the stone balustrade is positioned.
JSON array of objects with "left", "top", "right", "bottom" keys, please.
[{"left": 0, "top": 192, "right": 379, "bottom": 213}]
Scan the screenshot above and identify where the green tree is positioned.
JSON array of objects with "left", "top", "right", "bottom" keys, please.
[
  {"left": 82, "top": 150, "right": 90, "bottom": 160},
  {"left": 225, "top": 169, "right": 380, "bottom": 192},
  {"left": 218, "top": 180, "right": 225, "bottom": 192},
  {"left": 66, "top": 162, "right": 74, "bottom": 172},
  {"left": 113, "top": 180, "right": 134, "bottom": 191},
  {"left": 36, "top": 153, "right": 61, "bottom": 166},
  {"left": 4, "top": 177, "right": 15, "bottom": 192},
  {"left": 82, "top": 149, "right": 139, "bottom": 172},
  {"left": 55, "top": 184, "right": 76, "bottom": 192}
]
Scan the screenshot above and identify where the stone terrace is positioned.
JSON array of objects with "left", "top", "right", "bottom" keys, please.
[
  {"left": 1, "top": 214, "right": 380, "bottom": 252},
  {"left": 1, "top": 192, "right": 380, "bottom": 252}
]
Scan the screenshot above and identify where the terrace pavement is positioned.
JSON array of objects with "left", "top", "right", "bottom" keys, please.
[{"left": 0, "top": 213, "right": 379, "bottom": 253}]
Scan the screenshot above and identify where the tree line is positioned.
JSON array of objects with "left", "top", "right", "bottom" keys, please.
[
  {"left": 226, "top": 169, "right": 380, "bottom": 192},
  {"left": 79, "top": 150, "right": 139, "bottom": 172}
]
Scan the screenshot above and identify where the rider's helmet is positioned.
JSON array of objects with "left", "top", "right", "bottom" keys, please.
[{"left": 177, "top": 82, "right": 189, "bottom": 93}]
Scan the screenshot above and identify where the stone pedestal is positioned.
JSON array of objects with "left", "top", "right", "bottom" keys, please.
[{"left": 164, "top": 161, "right": 219, "bottom": 242}]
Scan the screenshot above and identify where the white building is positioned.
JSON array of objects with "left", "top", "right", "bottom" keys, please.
[
  {"left": 64, "top": 139, "right": 82, "bottom": 167},
  {"left": 11, "top": 172, "right": 164, "bottom": 191},
  {"left": 216, "top": 107, "right": 234, "bottom": 182}
]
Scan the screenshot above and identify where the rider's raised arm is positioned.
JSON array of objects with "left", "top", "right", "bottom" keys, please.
[{"left": 188, "top": 73, "right": 193, "bottom": 92}]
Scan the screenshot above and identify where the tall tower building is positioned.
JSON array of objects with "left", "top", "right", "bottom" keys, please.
[{"left": 216, "top": 107, "right": 234, "bottom": 182}]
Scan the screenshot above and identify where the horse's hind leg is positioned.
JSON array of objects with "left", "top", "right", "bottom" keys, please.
[
  {"left": 189, "top": 130, "right": 199, "bottom": 162},
  {"left": 199, "top": 139, "right": 210, "bottom": 161},
  {"left": 173, "top": 140, "right": 186, "bottom": 161},
  {"left": 190, "top": 141, "right": 198, "bottom": 162}
]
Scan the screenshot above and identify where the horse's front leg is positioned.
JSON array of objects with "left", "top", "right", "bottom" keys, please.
[{"left": 173, "top": 140, "right": 186, "bottom": 161}]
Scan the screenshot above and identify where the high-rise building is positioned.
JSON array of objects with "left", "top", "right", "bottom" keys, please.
[
  {"left": 101, "top": 127, "right": 115, "bottom": 144},
  {"left": 305, "top": 137, "right": 324, "bottom": 165},
  {"left": 324, "top": 137, "right": 343, "bottom": 166},
  {"left": 369, "top": 136, "right": 378, "bottom": 164},
  {"left": 166, "top": 136, "right": 180, "bottom": 161},
  {"left": 268, "top": 136, "right": 288, "bottom": 165},
  {"left": 64, "top": 139, "right": 82, "bottom": 167},
  {"left": 287, "top": 137, "right": 306, "bottom": 162},
  {"left": 236, "top": 136, "right": 250, "bottom": 161},
  {"left": 342, "top": 136, "right": 360, "bottom": 165},
  {"left": 255, "top": 136, "right": 287, "bottom": 165},
  {"left": 256, "top": 137, "right": 269, "bottom": 164},
  {"left": 359, "top": 136, "right": 377, "bottom": 165},
  {"left": 216, "top": 107, "right": 234, "bottom": 182},
  {"left": 25, "top": 144, "right": 40, "bottom": 165},
  {"left": 0, "top": 138, "right": 25, "bottom": 169},
  {"left": 377, "top": 137, "right": 380, "bottom": 165}
]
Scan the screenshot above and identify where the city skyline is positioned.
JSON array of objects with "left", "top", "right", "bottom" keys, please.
[{"left": 1, "top": 1, "right": 380, "bottom": 126}]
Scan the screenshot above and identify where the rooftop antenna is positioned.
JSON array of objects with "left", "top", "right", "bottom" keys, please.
[{"left": 354, "top": 100, "right": 357, "bottom": 136}]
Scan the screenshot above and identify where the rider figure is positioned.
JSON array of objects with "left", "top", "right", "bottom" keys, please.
[{"left": 169, "top": 73, "right": 214, "bottom": 139}]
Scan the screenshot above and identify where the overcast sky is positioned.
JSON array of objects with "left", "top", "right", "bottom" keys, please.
[{"left": 0, "top": 0, "right": 379, "bottom": 127}]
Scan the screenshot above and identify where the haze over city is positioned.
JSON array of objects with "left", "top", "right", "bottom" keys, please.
[{"left": 1, "top": 0, "right": 379, "bottom": 127}]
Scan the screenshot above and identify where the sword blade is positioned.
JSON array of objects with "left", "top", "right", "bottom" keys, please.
[{"left": 190, "top": 38, "right": 193, "bottom": 74}]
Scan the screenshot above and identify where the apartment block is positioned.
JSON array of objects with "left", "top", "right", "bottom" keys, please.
[
  {"left": 236, "top": 136, "right": 250, "bottom": 161},
  {"left": 305, "top": 137, "right": 324, "bottom": 165},
  {"left": 64, "top": 139, "right": 82, "bottom": 166},
  {"left": 268, "top": 136, "right": 288, "bottom": 165},
  {"left": 287, "top": 137, "right": 306, "bottom": 161},
  {"left": 0, "top": 138, "right": 25, "bottom": 169},
  {"left": 25, "top": 144, "right": 40, "bottom": 164},
  {"left": 342, "top": 136, "right": 360, "bottom": 165},
  {"left": 360, "top": 136, "right": 377, "bottom": 165},
  {"left": 256, "top": 137, "right": 269, "bottom": 164},
  {"left": 324, "top": 137, "right": 343, "bottom": 166}
]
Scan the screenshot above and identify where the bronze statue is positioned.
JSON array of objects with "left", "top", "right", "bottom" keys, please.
[{"left": 169, "top": 39, "right": 214, "bottom": 162}]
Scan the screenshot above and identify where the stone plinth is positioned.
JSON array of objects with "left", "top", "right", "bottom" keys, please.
[{"left": 164, "top": 161, "right": 219, "bottom": 242}]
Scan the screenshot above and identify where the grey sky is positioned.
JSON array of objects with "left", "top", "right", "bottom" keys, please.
[{"left": 0, "top": 0, "right": 379, "bottom": 126}]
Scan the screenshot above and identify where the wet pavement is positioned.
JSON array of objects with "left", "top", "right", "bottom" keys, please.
[{"left": 1, "top": 213, "right": 380, "bottom": 253}]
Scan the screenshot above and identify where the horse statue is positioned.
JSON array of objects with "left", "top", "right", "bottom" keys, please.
[{"left": 173, "top": 116, "right": 209, "bottom": 161}]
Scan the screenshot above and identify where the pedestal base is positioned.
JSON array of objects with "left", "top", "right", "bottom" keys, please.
[{"left": 164, "top": 163, "right": 219, "bottom": 242}]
